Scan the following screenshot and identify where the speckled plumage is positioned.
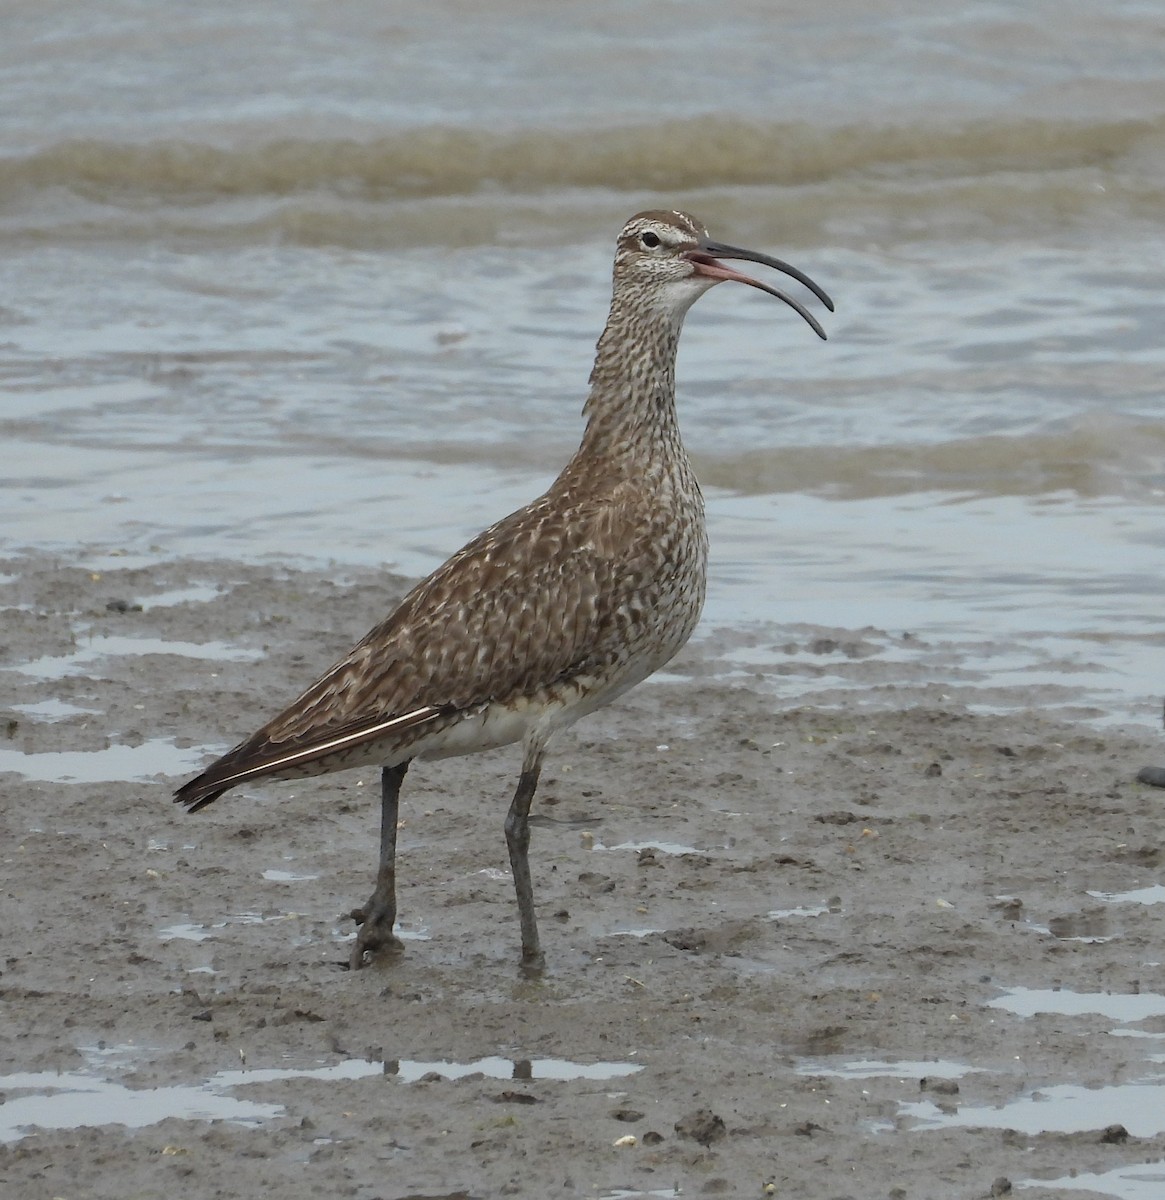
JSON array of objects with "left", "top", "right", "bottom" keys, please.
[{"left": 175, "top": 209, "right": 832, "bottom": 968}]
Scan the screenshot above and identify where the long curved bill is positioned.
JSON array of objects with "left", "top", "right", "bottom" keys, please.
[{"left": 685, "top": 238, "right": 835, "bottom": 341}]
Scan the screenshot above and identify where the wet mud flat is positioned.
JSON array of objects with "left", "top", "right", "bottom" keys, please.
[{"left": 1, "top": 553, "right": 1164, "bottom": 1200}]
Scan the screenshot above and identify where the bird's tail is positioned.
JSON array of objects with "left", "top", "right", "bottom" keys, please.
[{"left": 173, "top": 705, "right": 450, "bottom": 812}]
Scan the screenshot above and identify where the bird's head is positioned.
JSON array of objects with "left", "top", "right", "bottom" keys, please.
[{"left": 613, "top": 209, "right": 833, "bottom": 339}]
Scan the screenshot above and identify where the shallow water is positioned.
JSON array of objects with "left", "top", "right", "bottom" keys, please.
[
  {"left": 1017, "top": 1164, "right": 1165, "bottom": 1200},
  {"left": 1090, "top": 884, "right": 1165, "bottom": 907},
  {"left": 900, "top": 986, "right": 1165, "bottom": 1149},
  {"left": 1, "top": 1, "right": 1163, "bottom": 732},
  {"left": 987, "top": 986, "right": 1165, "bottom": 1024},
  {"left": 797, "top": 1057, "right": 978, "bottom": 1081},
  {"left": 0, "top": 738, "right": 208, "bottom": 782},
  {"left": 11, "top": 633, "right": 265, "bottom": 681},
  {"left": 0, "top": 1051, "right": 642, "bottom": 1144},
  {"left": 904, "top": 1068, "right": 1165, "bottom": 1139},
  {"left": 0, "top": 1070, "right": 282, "bottom": 1143}
]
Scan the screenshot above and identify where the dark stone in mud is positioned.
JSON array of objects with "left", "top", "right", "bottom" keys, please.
[
  {"left": 1047, "top": 909, "right": 1110, "bottom": 940},
  {"left": 992, "top": 897, "right": 1024, "bottom": 920},
  {"left": 989, "top": 1179, "right": 1012, "bottom": 1197},
  {"left": 1136, "top": 765, "right": 1165, "bottom": 787},
  {"left": 804, "top": 1024, "right": 847, "bottom": 1049},
  {"left": 663, "top": 920, "right": 755, "bottom": 955},
  {"left": 675, "top": 1108, "right": 726, "bottom": 1147},
  {"left": 577, "top": 871, "right": 616, "bottom": 893},
  {"left": 396, "top": 1193, "right": 471, "bottom": 1200}
]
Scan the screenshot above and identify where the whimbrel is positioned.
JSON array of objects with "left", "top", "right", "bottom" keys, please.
[{"left": 175, "top": 210, "right": 833, "bottom": 969}]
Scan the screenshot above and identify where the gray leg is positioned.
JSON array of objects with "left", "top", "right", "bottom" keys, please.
[
  {"left": 349, "top": 761, "right": 409, "bottom": 970},
  {"left": 504, "top": 751, "right": 544, "bottom": 968}
]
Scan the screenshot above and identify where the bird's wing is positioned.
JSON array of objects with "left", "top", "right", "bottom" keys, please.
[{"left": 175, "top": 475, "right": 676, "bottom": 808}]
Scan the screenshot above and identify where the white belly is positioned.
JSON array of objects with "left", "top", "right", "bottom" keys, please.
[
  {"left": 411, "top": 699, "right": 543, "bottom": 762},
  {"left": 409, "top": 668, "right": 637, "bottom": 764}
]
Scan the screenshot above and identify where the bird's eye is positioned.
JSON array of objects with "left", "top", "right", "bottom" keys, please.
[{"left": 640, "top": 231, "right": 661, "bottom": 248}]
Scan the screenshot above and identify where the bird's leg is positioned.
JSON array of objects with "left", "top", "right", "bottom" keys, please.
[
  {"left": 349, "top": 760, "right": 409, "bottom": 970},
  {"left": 504, "top": 748, "right": 545, "bottom": 970}
]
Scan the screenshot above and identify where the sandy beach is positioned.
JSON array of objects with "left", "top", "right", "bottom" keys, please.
[{"left": 2, "top": 551, "right": 1163, "bottom": 1199}]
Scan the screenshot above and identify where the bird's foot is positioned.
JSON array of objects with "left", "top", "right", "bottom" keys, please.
[
  {"left": 518, "top": 944, "right": 545, "bottom": 978},
  {"left": 347, "top": 898, "right": 404, "bottom": 970}
]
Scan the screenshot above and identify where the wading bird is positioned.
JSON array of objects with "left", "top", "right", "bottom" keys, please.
[{"left": 175, "top": 210, "right": 833, "bottom": 969}]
